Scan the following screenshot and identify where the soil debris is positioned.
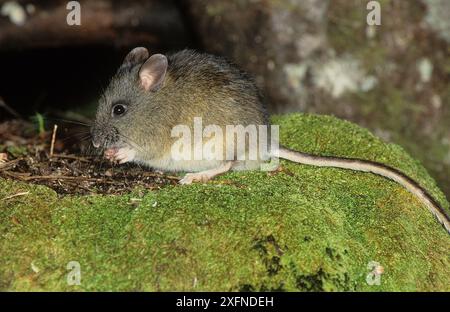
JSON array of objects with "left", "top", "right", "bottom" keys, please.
[{"left": 0, "top": 119, "right": 179, "bottom": 195}]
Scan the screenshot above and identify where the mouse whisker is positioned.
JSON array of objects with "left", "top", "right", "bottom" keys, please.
[
  {"left": 46, "top": 118, "right": 92, "bottom": 127},
  {"left": 56, "top": 132, "right": 92, "bottom": 145},
  {"left": 117, "top": 133, "right": 146, "bottom": 154}
]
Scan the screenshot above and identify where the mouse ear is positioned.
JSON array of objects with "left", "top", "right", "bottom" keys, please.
[
  {"left": 138, "top": 54, "right": 168, "bottom": 92},
  {"left": 121, "top": 47, "right": 149, "bottom": 69}
]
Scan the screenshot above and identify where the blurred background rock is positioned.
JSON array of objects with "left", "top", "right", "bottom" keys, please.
[{"left": 0, "top": 0, "right": 449, "bottom": 197}]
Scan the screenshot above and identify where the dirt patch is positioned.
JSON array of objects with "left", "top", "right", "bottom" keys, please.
[{"left": 0, "top": 119, "right": 179, "bottom": 195}]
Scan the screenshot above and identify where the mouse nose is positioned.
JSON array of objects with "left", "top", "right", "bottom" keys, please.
[{"left": 93, "top": 141, "right": 100, "bottom": 148}]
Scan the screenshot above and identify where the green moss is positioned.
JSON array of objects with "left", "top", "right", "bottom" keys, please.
[
  {"left": 0, "top": 114, "right": 449, "bottom": 291},
  {"left": 5, "top": 145, "right": 28, "bottom": 157}
]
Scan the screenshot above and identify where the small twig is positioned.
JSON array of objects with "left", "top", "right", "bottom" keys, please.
[
  {"left": 142, "top": 172, "right": 181, "bottom": 181},
  {"left": 2, "top": 191, "right": 30, "bottom": 201},
  {"left": 1, "top": 171, "right": 30, "bottom": 179},
  {"left": 0, "top": 158, "right": 23, "bottom": 171},
  {"left": 50, "top": 124, "right": 58, "bottom": 158},
  {"left": 0, "top": 96, "right": 22, "bottom": 119},
  {"left": 23, "top": 175, "right": 103, "bottom": 182},
  {"left": 0, "top": 171, "right": 96, "bottom": 182}
]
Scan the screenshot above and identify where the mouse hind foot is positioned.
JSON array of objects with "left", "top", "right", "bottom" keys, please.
[{"left": 179, "top": 161, "right": 234, "bottom": 184}]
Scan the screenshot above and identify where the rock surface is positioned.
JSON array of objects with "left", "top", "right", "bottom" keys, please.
[{"left": 1, "top": 114, "right": 449, "bottom": 291}]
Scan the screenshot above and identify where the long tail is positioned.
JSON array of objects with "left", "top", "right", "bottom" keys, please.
[{"left": 278, "top": 147, "right": 450, "bottom": 234}]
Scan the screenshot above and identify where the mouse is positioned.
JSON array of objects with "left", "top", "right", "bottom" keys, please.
[{"left": 91, "top": 47, "right": 450, "bottom": 234}]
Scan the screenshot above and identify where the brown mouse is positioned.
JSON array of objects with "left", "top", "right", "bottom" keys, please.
[{"left": 91, "top": 47, "right": 450, "bottom": 234}]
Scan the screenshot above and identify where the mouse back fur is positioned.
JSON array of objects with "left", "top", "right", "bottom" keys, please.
[{"left": 92, "top": 49, "right": 269, "bottom": 170}]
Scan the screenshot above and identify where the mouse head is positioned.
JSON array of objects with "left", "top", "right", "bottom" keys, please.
[{"left": 91, "top": 47, "right": 168, "bottom": 152}]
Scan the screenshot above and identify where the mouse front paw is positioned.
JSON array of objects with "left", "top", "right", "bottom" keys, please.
[{"left": 104, "top": 147, "right": 136, "bottom": 164}]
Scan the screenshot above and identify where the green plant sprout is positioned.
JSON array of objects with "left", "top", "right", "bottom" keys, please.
[{"left": 31, "top": 112, "right": 46, "bottom": 136}]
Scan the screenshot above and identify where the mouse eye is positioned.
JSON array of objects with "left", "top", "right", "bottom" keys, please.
[{"left": 112, "top": 104, "right": 127, "bottom": 117}]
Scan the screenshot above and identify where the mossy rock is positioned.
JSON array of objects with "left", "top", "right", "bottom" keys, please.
[{"left": 1, "top": 113, "right": 449, "bottom": 291}]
